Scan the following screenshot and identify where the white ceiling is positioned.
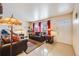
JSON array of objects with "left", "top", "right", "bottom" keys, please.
[{"left": 2, "top": 3, "right": 74, "bottom": 21}]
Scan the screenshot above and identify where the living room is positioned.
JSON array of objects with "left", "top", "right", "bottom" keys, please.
[{"left": 0, "top": 3, "right": 79, "bottom": 56}]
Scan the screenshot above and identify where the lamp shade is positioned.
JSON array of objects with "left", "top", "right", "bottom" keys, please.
[
  {"left": 0, "top": 18, "right": 22, "bottom": 25},
  {"left": 0, "top": 19, "right": 3, "bottom": 23}
]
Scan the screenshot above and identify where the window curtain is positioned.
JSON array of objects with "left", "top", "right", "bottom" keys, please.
[
  {"left": 38, "top": 22, "right": 41, "bottom": 32},
  {"left": 47, "top": 20, "right": 51, "bottom": 35},
  {"left": 33, "top": 23, "right": 35, "bottom": 32}
]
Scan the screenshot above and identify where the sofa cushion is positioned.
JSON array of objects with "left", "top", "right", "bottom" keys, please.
[
  {"left": 12, "top": 35, "right": 20, "bottom": 42},
  {"left": 2, "top": 38, "right": 10, "bottom": 44}
]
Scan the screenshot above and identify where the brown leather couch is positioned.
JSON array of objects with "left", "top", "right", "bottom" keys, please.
[{"left": 0, "top": 39, "right": 28, "bottom": 56}]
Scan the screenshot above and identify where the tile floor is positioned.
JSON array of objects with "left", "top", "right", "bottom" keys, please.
[{"left": 18, "top": 42, "right": 75, "bottom": 56}]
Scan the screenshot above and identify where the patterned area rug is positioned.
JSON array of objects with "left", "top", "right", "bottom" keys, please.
[{"left": 25, "top": 39, "right": 43, "bottom": 54}]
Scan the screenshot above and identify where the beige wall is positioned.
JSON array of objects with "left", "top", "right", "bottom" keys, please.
[
  {"left": 51, "top": 13, "right": 73, "bottom": 45},
  {"left": 73, "top": 4, "right": 79, "bottom": 55}
]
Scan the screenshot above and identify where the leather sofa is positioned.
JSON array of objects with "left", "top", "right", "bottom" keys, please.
[
  {"left": 0, "top": 39, "right": 28, "bottom": 56},
  {"left": 29, "top": 32, "right": 54, "bottom": 43},
  {"left": 29, "top": 35, "right": 45, "bottom": 42},
  {"left": 29, "top": 35, "right": 54, "bottom": 43},
  {"left": 29, "top": 32, "right": 46, "bottom": 42}
]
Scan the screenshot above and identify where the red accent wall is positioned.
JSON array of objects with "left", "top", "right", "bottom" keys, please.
[{"left": 47, "top": 20, "right": 51, "bottom": 35}]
